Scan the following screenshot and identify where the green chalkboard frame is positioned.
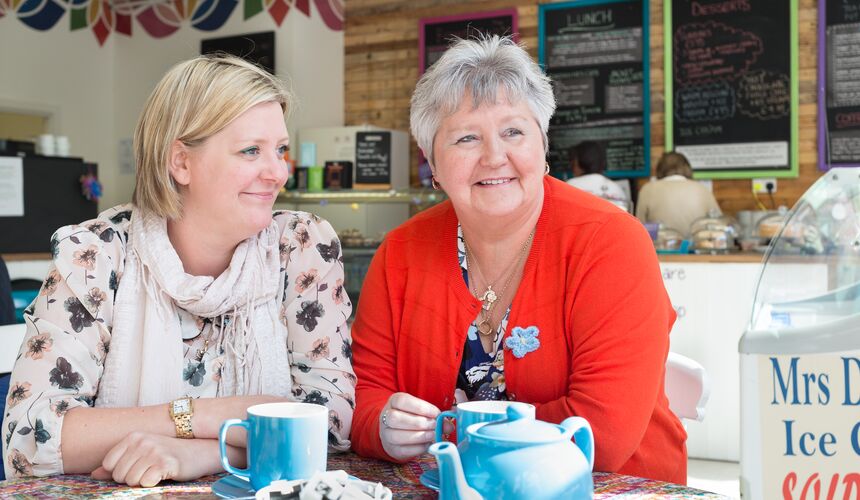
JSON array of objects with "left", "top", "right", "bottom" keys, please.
[{"left": 664, "top": 0, "right": 799, "bottom": 180}]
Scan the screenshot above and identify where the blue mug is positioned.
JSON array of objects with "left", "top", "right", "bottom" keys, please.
[
  {"left": 435, "top": 400, "right": 535, "bottom": 443},
  {"left": 219, "top": 402, "right": 328, "bottom": 490}
]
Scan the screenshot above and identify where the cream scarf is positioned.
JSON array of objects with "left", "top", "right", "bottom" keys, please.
[{"left": 96, "top": 208, "right": 291, "bottom": 408}]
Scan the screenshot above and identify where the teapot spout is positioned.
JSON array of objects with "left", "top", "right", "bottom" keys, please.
[{"left": 429, "top": 442, "right": 482, "bottom": 500}]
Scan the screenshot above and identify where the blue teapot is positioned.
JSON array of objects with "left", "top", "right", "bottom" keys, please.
[{"left": 428, "top": 404, "right": 594, "bottom": 500}]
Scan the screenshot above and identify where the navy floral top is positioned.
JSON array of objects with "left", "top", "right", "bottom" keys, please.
[{"left": 456, "top": 226, "right": 508, "bottom": 401}]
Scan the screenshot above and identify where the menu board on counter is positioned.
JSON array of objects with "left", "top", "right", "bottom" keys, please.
[
  {"left": 819, "top": 0, "right": 860, "bottom": 170},
  {"left": 355, "top": 131, "right": 392, "bottom": 188},
  {"left": 419, "top": 10, "right": 518, "bottom": 74},
  {"left": 667, "top": 0, "right": 798, "bottom": 179},
  {"left": 539, "top": 0, "right": 650, "bottom": 178}
]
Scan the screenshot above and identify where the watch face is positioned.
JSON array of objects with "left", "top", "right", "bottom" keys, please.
[{"left": 174, "top": 399, "right": 191, "bottom": 414}]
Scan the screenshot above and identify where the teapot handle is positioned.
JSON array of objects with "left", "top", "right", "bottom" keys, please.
[{"left": 561, "top": 416, "right": 594, "bottom": 471}]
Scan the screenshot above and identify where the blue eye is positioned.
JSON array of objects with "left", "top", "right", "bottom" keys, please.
[
  {"left": 240, "top": 146, "right": 260, "bottom": 156},
  {"left": 505, "top": 128, "right": 523, "bottom": 137},
  {"left": 455, "top": 135, "right": 477, "bottom": 144},
  {"left": 277, "top": 145, "right": 290, "bottom": 156}
]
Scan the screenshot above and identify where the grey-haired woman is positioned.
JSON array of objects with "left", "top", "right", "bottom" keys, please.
[{"left": 351, "top": 36, "right": 686, "bottom": 483}]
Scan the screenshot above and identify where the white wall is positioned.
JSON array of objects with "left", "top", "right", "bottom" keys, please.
[
  {"left": 0, "top": 6, "right": 344, "bottom": 210},
  {"left": 0, "top": 19, "right": 116, "bottom": 205}
]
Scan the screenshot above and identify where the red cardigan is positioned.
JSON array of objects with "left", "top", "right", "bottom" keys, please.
[{"left": 351, "top": 177, "right": 687, "bottom": 484}]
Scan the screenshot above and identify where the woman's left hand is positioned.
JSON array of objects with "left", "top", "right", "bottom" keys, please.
[{"left": 91, "top": 432, "right": 224, "bottom": 487}]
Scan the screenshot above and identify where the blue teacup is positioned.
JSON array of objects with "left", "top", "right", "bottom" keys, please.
[
  {"left": 435, "top": 400, "right": 535, "bottom": 443},
  {"left": 219, "top": 402, "right": 328, "bottom": 490}
]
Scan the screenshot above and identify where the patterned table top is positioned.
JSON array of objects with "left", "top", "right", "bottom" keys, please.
[{"left": 0, "top": 453, "right": 729, "bottom": 499}]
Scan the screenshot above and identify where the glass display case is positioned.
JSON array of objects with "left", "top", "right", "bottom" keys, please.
[
  {"left": 276, "top": 189, "right": 445, "bottom": 312},
  {"left": 739, "top": 168, "right": 860, "bottom": 500},
  {"left": 690, "top": 212, "right": 739, "bottom": 254},
  {"left": 654, "top": 227, "right": 689, "bottom": 253}
]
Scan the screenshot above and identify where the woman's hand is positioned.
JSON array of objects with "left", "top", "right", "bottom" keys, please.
[
  {"left": 379, "top": 392, "right": 445, "bottom": 461},
  {"left": 91, "top": 432, "right": 226, "bottom": 487}
]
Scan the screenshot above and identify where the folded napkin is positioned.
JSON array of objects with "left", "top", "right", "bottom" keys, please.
[{"left": 255, "top": 470, "right": 392, "bottom": 500}]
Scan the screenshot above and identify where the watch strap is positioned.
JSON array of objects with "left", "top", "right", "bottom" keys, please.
[{"left": 169, "top": 397, "right": 194, "bottom": 439}]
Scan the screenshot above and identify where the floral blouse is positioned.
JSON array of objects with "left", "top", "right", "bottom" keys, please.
[
  {"left": 2, "top": 205, "right": 355, "bottom": 478},
  {"left": 456, "top": 226, "right": 509, "bottom": 401}
]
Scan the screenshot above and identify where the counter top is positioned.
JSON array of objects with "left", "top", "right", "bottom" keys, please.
[
  {"left": 657, "top": 252, "right": 765, "bottom": 263},
  {"left": 1, "top": 253, "right": 51, "bottom": 261}
]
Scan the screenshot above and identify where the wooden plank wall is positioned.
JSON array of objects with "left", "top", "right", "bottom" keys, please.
[{"left": 345, "top": 0, "right": 822, "bottom": 215}]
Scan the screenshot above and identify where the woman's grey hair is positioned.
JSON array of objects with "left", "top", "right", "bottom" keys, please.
[{"left": 410, "top": 35, "right": 556, "bottom": 167}]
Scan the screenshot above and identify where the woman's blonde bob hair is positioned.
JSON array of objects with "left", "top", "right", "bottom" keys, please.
[{"left": 132, "top": 54, "right": 293, "bottom": 219}]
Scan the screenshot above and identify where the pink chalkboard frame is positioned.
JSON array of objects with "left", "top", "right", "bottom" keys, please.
[{"left": 418, "top": 9, "right": 519, "bottom": 75}]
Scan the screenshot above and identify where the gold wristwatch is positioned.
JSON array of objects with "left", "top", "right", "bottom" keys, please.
[{"left": 169, "top": 397, "right": 194, "bottom": 439}]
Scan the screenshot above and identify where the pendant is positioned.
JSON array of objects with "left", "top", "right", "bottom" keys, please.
[
  {"left": 479, "top": 286, "right": 497, "bottom": 310},
  {"left": 477, "top": 319, "right": 494, "bottom": 336}
]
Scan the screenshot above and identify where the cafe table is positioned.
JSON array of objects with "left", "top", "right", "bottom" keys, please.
[{"left": 0, "top": 453, "right": 729, "bottom": 499}]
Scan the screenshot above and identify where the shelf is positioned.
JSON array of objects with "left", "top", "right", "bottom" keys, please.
[{"left": 277, "top": 188, "right": 445, "bottom": 205}]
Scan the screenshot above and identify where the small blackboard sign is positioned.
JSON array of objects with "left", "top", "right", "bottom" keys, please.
[
  {"left": 539, "top": 0, "right": 650, "bottom": 178},
  {"left": 355, "top": 132, "right": 391, "bottom": 187},
  {"left": 419, "top": 10, "right": 518, "bottom": 74},
  {"left": 667, "top": 0, "right": 798, "bottom": 179},
  {"left": 819, "top": 0, "right": 860, "bottom": 170},
  {"left": 0, "top": 156, "right": 98, "bottom": 254},
  {"left": 201, "top": 31, "right": 275, "bottom": 75}
]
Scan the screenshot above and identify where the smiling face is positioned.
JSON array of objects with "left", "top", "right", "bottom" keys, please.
[
  {"left": 431, "top": 90, "right": 546, "bottom": 222},
  {"left": 172, "top": 101, "right": 290, "bottom": 243}
]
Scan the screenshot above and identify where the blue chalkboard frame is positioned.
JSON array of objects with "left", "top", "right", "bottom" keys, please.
[{"left": 538, "top": 0, "right": 651, "bottom": 179}]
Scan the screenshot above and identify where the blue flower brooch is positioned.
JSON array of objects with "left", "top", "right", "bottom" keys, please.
[{"left": 505, "top": 326, "right": 540, "bottom": 358}]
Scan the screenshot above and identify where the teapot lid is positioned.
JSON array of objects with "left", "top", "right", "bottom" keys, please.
[{"left": 470, "top": 403, "right": 566, "bottom": 444}]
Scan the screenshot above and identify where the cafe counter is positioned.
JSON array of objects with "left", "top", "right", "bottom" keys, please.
[{"left": 656, "top": 251, "right": 829, "bottom": 463}]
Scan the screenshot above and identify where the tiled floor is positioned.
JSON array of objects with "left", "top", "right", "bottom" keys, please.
[{"left": 687, "top": 459, "right": 740, "bottom": 499}]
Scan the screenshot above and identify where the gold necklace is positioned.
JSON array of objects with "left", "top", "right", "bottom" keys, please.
[
  {"left": 194, "top": 318, "right": 217, "bottom": 362},
  {"left": 464, "top": 227, "right": 536, "bottom": 336}
]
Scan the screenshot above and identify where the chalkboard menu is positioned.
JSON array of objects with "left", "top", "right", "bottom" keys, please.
[
  {"left": 355, "top": 132, "right": 392, "bottom": 187},
  {"left": 819, "top": 0, "right": 860, "bottom": 170},
  {"left": 419, "top": 10, "right": 518, "bottom": 74},
  {"left": 667, "top": 0, "right": 798, "bottom": 179},
  {"left": 539, "top": 0, "right": 650, "bottom": 178}
]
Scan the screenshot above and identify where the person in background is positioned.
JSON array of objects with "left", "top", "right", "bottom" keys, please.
[
  {"left": 636, "top": 151, "right": 721, "bottom": 236},
  {"left": 2, "top": 55, "right": 354, "bottom": 485},
  {"left": 0, "top": 257, "right": 14, "bottom": 326},
  {"left": 0, "top": 255, "right": 14, "bottom": 482},
  {"left": 566, "top": 141, "right": 631, "bottom": 212},
  {"left": 350, "top": 36, "right": 686, "bottom": 484}
]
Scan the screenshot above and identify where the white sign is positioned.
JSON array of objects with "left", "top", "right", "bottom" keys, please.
[
  {"left": 677, "top": 141, "right": 789, "bottom": 169},
  {"left": 758, "top": 352, "right": 860, "bottom": 499},
  {"left": 0, "top": 157, "right": 24, "bottom": 216}
]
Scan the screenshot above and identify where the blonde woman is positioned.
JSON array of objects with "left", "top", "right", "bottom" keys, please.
[{"left": 2, "top": 55, "right": 354, "bottom": 486}]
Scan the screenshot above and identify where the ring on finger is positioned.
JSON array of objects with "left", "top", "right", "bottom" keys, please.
[{"left": 381, "top": 409, "right": 390, "bottom": 428}]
